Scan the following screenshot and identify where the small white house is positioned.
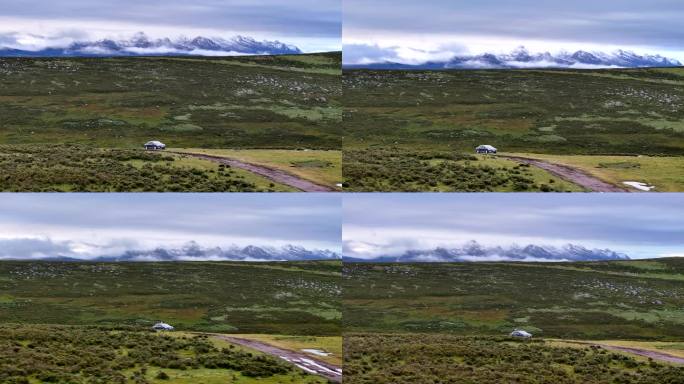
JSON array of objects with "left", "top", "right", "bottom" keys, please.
[
  {"left": 144, "top": 140, "right": 166, "bottom": 150},
  {"left": 476, "top": 145, "right": 497, "bottom": 154},
  {"left": 152, "top": 322, "right": 174, "bottom": 331},
  {"left": 510, "top": 329, "right": 532, "bottom": 338}
]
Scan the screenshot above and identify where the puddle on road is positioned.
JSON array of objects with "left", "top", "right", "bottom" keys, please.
[
  {"left": 623, "top": 181, "right": 655, "bottom": 191},
  {"left": 302, "top": 348, "right": 332, "bottom": 357}
]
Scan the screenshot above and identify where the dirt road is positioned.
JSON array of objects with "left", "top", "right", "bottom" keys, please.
[
  {"left": 171, "top": 152, "right": 334, "bottom": 192},
  {"left": 597, "top": 344, "right": 684, "bottom": 365},
  {"left": 499, "top": 155, "right": 627, "bottom": 192},
  {"left": 563, "top": 340, "right": 684, "bottom": 365},
  {"left": 214, "top": 335, "right": 342, "bottom": 382}
]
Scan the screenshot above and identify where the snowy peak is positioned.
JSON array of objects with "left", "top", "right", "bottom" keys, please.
[
  {"left": 344, "top": 241, "right": 630, "bottom": 262},
  {"left": 22, "top": 242, "right": 340, "bottom": 262},
  {"left": 105, "top": 243, "right": 340, "bottom": 262},
  {"left": 0, "top": 32, "right": 303, "bottom": 57},
  {"left": 349, "top": 46, "right": 682, "bottom": 69}
]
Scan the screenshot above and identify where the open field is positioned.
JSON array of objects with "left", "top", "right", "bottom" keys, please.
[
  {"left": 343, "top": 258, "right": 684, "bottom": 382},
  {"left": 1, "top": 325, "right": 329, "bottom": 384},
  {"left": 504, "top": 153, "right": 684, "bottom": 192},
  {"left": 343, "top": 148, "right": 583, "bottom": 191},
  {"left": 174, "top": 148, "right": 342, "bottom": 190},
  {"left": 0, "top": 261, "right": 341, "bottom": 335},
  {"left": 343, "top": 67, "right": 684, "bottom": 191},
  {"left": 0, "top": 261, "right": 341, "bottom": 382},
  {"left": 0, "top": 145, "right": 296, "bottom": 192},
  {"left": 227, "top": 334, "right": 342, "bottom": 366},
  {"left": 344, "top": 334, "right": 684, "bottom": 384},
  {"left": 0, "top": 53, "right": 341, "bottom": 191},
  {"left": 343, "top": 258, "right": 684, "bottom": 339},
  {"left": 0, "top": 54, "right": 341, "bottom": 149}
]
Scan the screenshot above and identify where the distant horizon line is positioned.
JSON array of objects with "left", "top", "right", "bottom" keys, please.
[
  {"left": 0, "top": 50, "right": 342, "bottom": 58},
  {"left": 342, "top": 255, "right": 682, "bottom": 263}
]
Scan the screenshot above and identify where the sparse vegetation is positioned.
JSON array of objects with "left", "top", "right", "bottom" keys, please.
[
  {"left": 343, "top": 67, "right": 684, "bottom": 191},
  {"left": 343, "top": 259, "right": 684, "bottom": 382},
  {"left": 175, "top": 148, "right": 342, "bottom": 189},
  {"left": 0, "top": 144, "right": 295, "bottom": 191},
  {"left": 503, "top": 153, "right": 684, "bottom": 192},
  {"left": 343, "top": 259, "right": 684, "bottom": 338},
  {"left": 343, "top": 148, "right": 582, "bottom": 191},
  {"left": 0, "top": 53, "right": 341, "bottom": 191},
  {"left": 0, "top": 54, "right": 341, "bottom": 149},
  {"left": 0, "top": 325, "right": 327, "bottom": 383},
  {"left": 0, "top": 261, "right": 341, "bottom": 335},
  {"left": 1, "top": 261, "right": 342, "bottom": 382},
  {"left": 344, "top": 334, "right": 684, "bottom": 384}
]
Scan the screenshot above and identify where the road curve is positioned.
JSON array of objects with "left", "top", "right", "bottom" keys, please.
[
  {"left": 597, "top": 344, "right": 684, "bottom": 365},
  {"left": 499, "top": 155, "right": 628, "bottom": 192},
  {"left": 170, "top": 151, "right": 334, "bottom": 192},
  {"left": 213, "top": 335, "right": 342, "bottom": 382}
]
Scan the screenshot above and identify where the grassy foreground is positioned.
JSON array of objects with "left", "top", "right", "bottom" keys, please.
[
  {"left": 506, "top": 153, "right": 684, "bottom": 192},
  {"left": 343, "top": 258, "right": 684, "bottom": 339},
  {"left": 229, "top": 334, "right": 342, "bottom": 366},
  {"left": 343, "top": 67, "right": 684, "bottom": 191},
  {"left": 343, "top": 259, "right": 684, "bottom": 382},
  {"left": 175, "top": 148, "right": 342, "bottom": 189},
  {"left": 0, "top": 261, "right": 341, "bottom": 335},
  {"left": 0, "top": 54, "right": 341, "bottom": 149},
  {"left": 343, "top": 148, "right": 583, "bottom": 191},
  {"left": 1, "top": 325, "right": 328, "bottom": 384},
  {"left": 0, "top": 145, "right": 295, "bottom": 192},
  {"left": 344, "top": 334, "right": 684, "bottom": 384}
]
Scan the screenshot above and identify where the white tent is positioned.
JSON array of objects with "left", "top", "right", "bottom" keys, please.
[
  {"left": 144, "top": 140, "right": 166, "bottom": 150},
  {"left": 476, "top": 145, "right": 497, "bottom": 154},
  {"left": 510, "top": 329, "right": 532, "bottom": 338},
  {"left": 152, "top": 322, "right": 174, "bottom": 331}
]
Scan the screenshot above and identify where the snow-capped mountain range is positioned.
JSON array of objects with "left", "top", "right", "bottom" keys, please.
[
  {"left": 0, "top": 33, "right": 302, "bottom": 57},
  {"left": 347, "top": 46, "right": 682, "bottom": 69},
  {"left": 20, "top": 243, "right": 340, "bottom": 262},
  {"left": 343, "top": 241, "right": 630, "bottom": 262}
]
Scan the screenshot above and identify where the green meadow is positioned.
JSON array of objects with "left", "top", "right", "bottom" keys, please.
[
  {"left": 0, "top": 261, "right": 341, "bottom": 383},
  {"left": 0, "top": 53, "right": 342, "bottom": 191},
  {"left": 0, "top": 261, "right": 341, "bottom": 335},
  {"left": 343, "top": 67, "right": 684, "bottom": 191},
  {"left": 343, "top": 258, "right": 684, "bottom": 383}
]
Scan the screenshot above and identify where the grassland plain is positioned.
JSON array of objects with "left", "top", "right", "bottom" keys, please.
[
  {"left": 0, "top": 261, "right": 341, "bottom": 335},
  {"left": 0, "top": 53, "right": 342, "bottom": 191},
  {"left": 343, "top": 258, "right": 684, "bottom": 383},
  {"left": 0, "top": 261, "right": 341, "bottom": 383},
  {"left": 0, "top": 145, "right": 296, "bottom": 192},
  {"left": 0, "top": 325, "right": 330, "bottom": 384},
  {"left": 344, "top": 334, "right": 684, "bottom": 384},
  {"left": 343, "top": 67, "right": 684, "bottom": 191},
  {"left": 173, "top": 148, "right": 342, "bottom": 189}
]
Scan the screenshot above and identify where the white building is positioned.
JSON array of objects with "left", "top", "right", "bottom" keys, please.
[
  {"left": 510, "top": 329, "right": 532, "bottom": 338},
  {"left": 144, "top": 140, "right": 166, "bottom": 150},
  {"left": 475, "top": 145, "right": 497, "bottom": 154},
  {"left": 152, "top": 322, "right": 174, "bottom": 331}
]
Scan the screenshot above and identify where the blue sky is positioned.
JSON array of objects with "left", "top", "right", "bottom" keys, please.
[
  {"left": 343, "top": 0, "right": 684, "bottom": 65},
  {"left": 0, "top": 0, "right": 341, "bottom": 52},
  {"left": 343, "top": 194, "right": 684, "bottom": 260},
  {"left": 0, "top": 194, "right": 341, "bottom": 260}
]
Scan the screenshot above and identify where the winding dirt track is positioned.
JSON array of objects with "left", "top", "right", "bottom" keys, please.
[
  {"left": 170, "top": 151, "right": 334, "bottom": 192},
  {"left": 499, "top": 155, "right": 628, "bottom": 192},
  {"left": 565, "top": 340, "right": 684, "bottom": 365},
  {"left": 597, "top": 344, "right": 684, "bottom": 365},
  {"left": 213, "top": 335, "right": 342, "bottom": 382}
]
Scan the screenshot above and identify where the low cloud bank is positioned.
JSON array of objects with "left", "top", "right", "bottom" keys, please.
[
  {"left": 344, "top": 45, "right": 682, "bottom": 69},
  {"left": 0, "top": 238, "right": 339, "bottom": 261},
  {"left": 343, "top": 240, "right": 629, "bottom": 262},
  {"left": 0, "top": 32, "right": 302, "bottom": 57}
]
